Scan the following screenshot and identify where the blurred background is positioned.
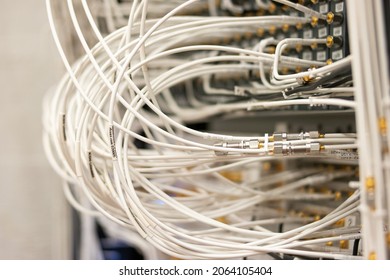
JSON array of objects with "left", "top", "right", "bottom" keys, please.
[{"left": 0, "top": 1, "right": 70, "bottom": 259}]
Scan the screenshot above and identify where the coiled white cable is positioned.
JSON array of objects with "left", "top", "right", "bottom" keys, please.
[{"left": 44, "top": 0, "right": 360, "bottom": 260}]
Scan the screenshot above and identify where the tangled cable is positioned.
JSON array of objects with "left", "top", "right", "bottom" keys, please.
[{"left": 43, "top": 0, "right": 361, "bottom": 259}]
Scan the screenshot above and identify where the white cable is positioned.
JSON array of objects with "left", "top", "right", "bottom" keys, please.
[{"left": 43, "top": 0, "right": 362, "bottom": 260}]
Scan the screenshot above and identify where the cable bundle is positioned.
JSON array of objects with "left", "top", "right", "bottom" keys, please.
[{"left": 43, "top": 0, "right": 361, "bottom": 259}]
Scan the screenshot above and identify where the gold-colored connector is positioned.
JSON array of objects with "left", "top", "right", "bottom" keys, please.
[
  {"left": 335, "top": 218, "right": 345, "bottom": 227},
  {"left": 340, "top": 240, "right": 349, "bottom": 249},
  {"left": 298, "top": 211, "right": 306, "bottom": 218},
  {"left": 344, "top": 165, "right": 352, "bottom": 172},
  {"left": 244, "top": 32, "right": 253, "bottom": 40},
  {"left": 216, "top": 216, "right": 227, "bottom": 224},
  {"left": 335, "top": 191, "right": 342, "bottom": 201},
  {"left": 303, "top": 76, "right": 311, "bottom": 83},
  {"left": 256, "top": 10, "right": 265, "bottom": 16},
  {"left": 368, "top": 252, "right": 377, "bottom": 260},
  {"left": 355, "top": 168, "right": 360, "bottom": 178},
  {"left": 311, "top": 42, "right": 318, "bottom": 50},
  {"left": 326, "top": 241, "right": 333, "bottom": 246},
  {"left": 282, "top": 24, "right": 290, "bottom": 33},
  {"left": 269, "top": 3, "right": 277, "bottom": 13},
  {"left": 262, "top": 162, "right": 272, "bottom": 172},
  {"left": 233, "top": 33, "right": 241, "bottom": 42},
  {"left": 326, "top": 59, "right": 333, "bottom": 65},
  {"left": 282, "top": 46, "right": 290, "bottom": 54},
  {"left": 314, "top": 215, "right": 321, "bottom": 221},
  {"left": 379, "top": 117, "right": 387, "bottom": 136},
  {"left": 269, "top": 26, "right": 277, "bottom": 35},
  {"left": 320, "top": 145, "right": 326, "bottom": 151},
  {"left": 311, "top": 0, "right": 319, "bottom": 4},
  {"left": 256, "top": 28, "right": 265, "bottom": 37},
  {"left": 326, "top": 35, "right": 334, "bottom": 48},
  {"left": 295, "top": 66, "right": 303, "bottom": 73},
  {"left": 387, "top": 233, "right": 390, "bottom": 247},
  {"left": 327, "top": 11, "right": 335, "bottom": 24},
  {"left": 295, "top": 44, "right": 303, "bottom": 53},
  {"left": 281, "top": 67, "right": 289, "bottom": 75},
  {"left": 220, "top": 171, "right": 242, "bottom": 182},
  {"left": 275, "top": 162, "right": 284, "bottom": 172},
  {"left": 311, "top": 16, "right": 319, "bottom": 27},
  {"left": 365, "top": 177, "right": 375, "bottom": 193},
  {"left": 296, "top": 22, "right": 303, "bottom": 30}
]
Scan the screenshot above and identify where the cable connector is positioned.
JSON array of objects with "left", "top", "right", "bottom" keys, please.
[
  {"left": 272, "top": 131, "right": 320, "bottom": 141},
  {"left": 296, "top": 67, "right": 318, "bottom": 84},
  {"left": 273, "top": 142, "right": 320, "bottom": 156},
  {"left": 214, "top": 139, "right": 260, "bottom": 155}
]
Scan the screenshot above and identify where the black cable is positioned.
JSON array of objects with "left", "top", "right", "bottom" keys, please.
[
  {"left": 353, "top": 239, "right": 360, "bottom": 256},
  {"left": 278, "top": 223, "right": 284, "bottom": 233},
  {"left": 243, "top": 90, "right": 285, "bottom": 101},
  {"left": 268, "top": 253, "right": 284, "bottom": 260},
  {"left": 282, "top": 65, "right": 352, "bottom": 97},
  {"left": 322, "top": 75, "right": 353, "bottom": 88}
]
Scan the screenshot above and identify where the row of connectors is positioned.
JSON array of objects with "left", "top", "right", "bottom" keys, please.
[
  {"left": 273, "top": 142, "right": 321, "bottom": 155},
  {"left": 209, "top": 0, "right": 349, "bottom": 64},
  {"left": 214, "top": 131, "right": 324, "bottom": 155},
  {"left": 271, "top": 131, "right": 321, "bottom": 155},
  {"left": 215, "top": 0, "right": 348, "bottom": 78},
  {"left": 201, "top": 1, "right": 348, "bottom": 62},
  {"left": 217, "top": 0, "right": 346, "bottom": 63},
  {"left": 288, "top": 0, "right": 348, "bottom": 63}
]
